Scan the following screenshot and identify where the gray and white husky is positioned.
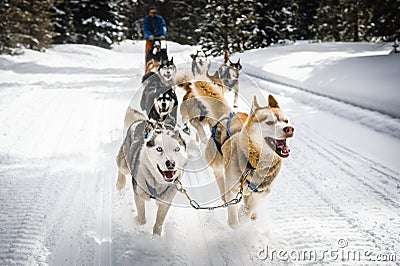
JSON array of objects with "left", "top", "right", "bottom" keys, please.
[
  {"left": 116, "top": 113, "right": 187, "bottom": 235},
  {"left": 212, "top": 50, "right": 242, "bottom": 108},
  {"left": 191, "top": 50, "right": 210, "bottom": 80}
]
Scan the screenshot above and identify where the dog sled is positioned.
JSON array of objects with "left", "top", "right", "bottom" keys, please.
[{"left": 145, "top": 37, "right": 168, "bottom": 64}]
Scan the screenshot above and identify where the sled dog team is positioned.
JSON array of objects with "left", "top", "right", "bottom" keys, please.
[{"left": 116, "top": 50, "right": 294, "bottom": 235}]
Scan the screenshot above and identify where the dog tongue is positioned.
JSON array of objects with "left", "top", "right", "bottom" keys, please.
[
  {"left": 164, "top": 170, "right": 175, "bottom": 180},
  {"left": 276, "top": 139, "right": 290, "bottom": 154}
]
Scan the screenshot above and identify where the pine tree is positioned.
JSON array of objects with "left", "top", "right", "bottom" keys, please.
[
  {"left": 311, "top": 0, "right": 374, "bottom": 42},
  {"left": 159, "top": 0, "right": 208, "bottom": 45},
  {"left": 340, "top": 0, "right": 374, "bottom": 41},
  {"left": 70, "top": 0, "right": 126, "bottom": 49},
  {"left": 53, "top": 0, "right": 76, "bottom": 44},
  {"left": 248, "top": 0, "right": 299, "bottom": 48},
  {"left": 117, "top": 0, "right": 143, "bottom": 40},
  {"left": 198, "top": 0, "right": 256, "bottom": 56},
  {"left": 370, "top": 0, "right": 400, "bottom": 41},
  {"left": 0, "top": 0, "right": 57, "bottom": 54},
  {"left": 30, "top": 0, "right": 58, "bottom": 49},
  {"left": 295, "top": 0, "right": 319, "bottom": 40},
  {"left": 0, "top": 0, "right": 15, "bottom": 54}
]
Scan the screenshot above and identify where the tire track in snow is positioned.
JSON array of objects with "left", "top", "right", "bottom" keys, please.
[
  {"left": 179, "top": 170, "right": 227, "bottom": 266},
  {"left": 299, "top": 125, "right": 399, "bottom": 208},
  {"left": 44, "top": 96, "right": 105, "bottom": 265},
  {"left": 239, "top": 74, "right": 400, "bottom": 263},
  {"left": 294, "top": 124, "right": 400, "bottom": 252},
  {"left": 0, "top": 89, "right": 80, "bottom": 265},
  {"left": 262, "top": 120, "right": 399, "bottom": 261},
  {"left": 0, "top": 162, "right": 57, "bottom": 265},
  {"left": 171, "top": 152, "right": 269, "bottom": 266}
]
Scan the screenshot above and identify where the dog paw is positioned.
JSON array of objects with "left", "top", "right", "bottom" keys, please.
[
  {"left": 116, "top": 182, "right": 125, "bottom": 191},
  {"left": 135, "top": 216, "right": 146, "bottom": 225},
  {"left": 239, "top": 205, "right": 250, "bottom": 216},
  {"left": 153, "top": 225, "right": 163, "bottom": 236},
  {"left": 228, "top": 219, "right": 240, "bottom": 229},
  {"left": 116, "top": 174, "right": 126, "bottom": 191}
]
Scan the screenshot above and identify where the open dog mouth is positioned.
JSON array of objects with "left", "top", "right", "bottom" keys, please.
[
  {"left": 157, "top": 164, "right": 177, "bottom": 182},
  {"left": 265, "top": 137, "right": 290, "bottom": 158},
  {"left": 163, "top": 73, "right": 172, "bottom": 79},
  {"left": 158, "top": 107, "right": 168, "bottom": 115}
]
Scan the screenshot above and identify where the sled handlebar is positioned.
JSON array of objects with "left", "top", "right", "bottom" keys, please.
[{"left": 148, "top": 36, "right": 166, "bottom": 41}]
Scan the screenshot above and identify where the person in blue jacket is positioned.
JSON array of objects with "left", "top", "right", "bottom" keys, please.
[{"left": 143, "top": 7, "right": 167, "bottom": 63}]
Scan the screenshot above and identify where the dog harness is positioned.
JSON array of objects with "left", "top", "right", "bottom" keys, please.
[
  {"left": 199, "top": 109, "right": 207, "bottom": 122},
  {"left": 211, "top": 113, "right": 267, "bottom": 193},
  {"left": 246, "top": 179, "right": 263, "bottom": 193},
  {"left": 242, "top": 162, "right": 267, "bottom": 193},
  {"left": 211, "top": 112, "right": 236, "bottom": 154},
  {"left": 145, "top": 180, "right": 171, "bottom": 199}
]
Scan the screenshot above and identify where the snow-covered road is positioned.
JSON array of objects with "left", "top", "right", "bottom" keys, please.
[{"left": 0, "top": 42, "right": 399, "bottom": 265}]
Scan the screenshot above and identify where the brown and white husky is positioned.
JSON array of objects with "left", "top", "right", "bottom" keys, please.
[{"left": 205, "top": 95, "right": 294, "bottom": 228}]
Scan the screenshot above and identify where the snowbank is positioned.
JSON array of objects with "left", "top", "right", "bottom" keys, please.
[{"left": 240, "top": 42, "right": 400, "bottom": 118}]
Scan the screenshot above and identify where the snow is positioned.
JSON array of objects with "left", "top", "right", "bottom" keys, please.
[
  {"left": 242, "top": 42, "right": 400, "bottom": 118},
  {"left": 0, "top": 40, "right": 399, "bottom": 265}
]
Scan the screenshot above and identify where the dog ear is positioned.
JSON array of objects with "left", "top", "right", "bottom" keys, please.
[
  {"left": 190, "top": 54, "right": 196, "bottom": 59},
  {"left": 172, "top": 130, "right": 187, "bottom": 150},
  {"left": 268, "top": 95, "right": 279, "bottom": 108},
  {"left": 170, "top": 57, "right": 174, "bottom": 64},
  {"left": 251, "top": 96, "right": 260, "bottom": 113}
]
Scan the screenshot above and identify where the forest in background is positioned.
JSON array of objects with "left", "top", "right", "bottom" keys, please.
[{"left": 0, "top": 0, "right": 399, "bottom": 55}]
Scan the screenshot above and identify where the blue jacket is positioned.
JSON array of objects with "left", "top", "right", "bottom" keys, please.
[{"left": 143, "top": 15, "right": 167, "bottom": 40}]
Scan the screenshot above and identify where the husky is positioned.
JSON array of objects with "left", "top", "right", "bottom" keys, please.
[
  {"left": 141, "top": 57, "right": 175, "bottom": 85},
  {"left": 205, "top": 95, "right": 294, "bottom": 228},
  {"left": 149, "top": 90, "right": 178, "bottom": 129},
  {"left": 175, "top": 50, "right": 223, "bottom": 88},
  {"left": 179, "top": 80, "right": 231, "bottom": 142},
  {"left": 140, "top": 57, "right": 178, "bottom": 128},
  {"left": 191, "top": 50, "right": 212, "bottom": 80},
  {"left": 116, "top": 117, "right": 187, "bottom": 235},
  {"left": 211, "top": 50, "right": 242, "bottom": 108}
]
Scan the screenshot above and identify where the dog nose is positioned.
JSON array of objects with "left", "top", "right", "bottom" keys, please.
[
  {"left": 165, "top": 160, "right": 175, "bottom": 169},
  {"left": 283, "top": 126, "right": 294, "bottom": 137}
]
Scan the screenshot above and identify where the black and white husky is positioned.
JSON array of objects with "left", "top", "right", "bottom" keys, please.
[
  {"left": 140, "top": 57, "right": 178, "bottom": 128},
  {"left": 116, "top": 116, "right": 187, "bottom": 235}
]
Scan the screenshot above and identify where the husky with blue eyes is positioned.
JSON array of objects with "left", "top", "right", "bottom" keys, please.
[{"left": 116, "top": 115, "right": 187, "bottom": 235}]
